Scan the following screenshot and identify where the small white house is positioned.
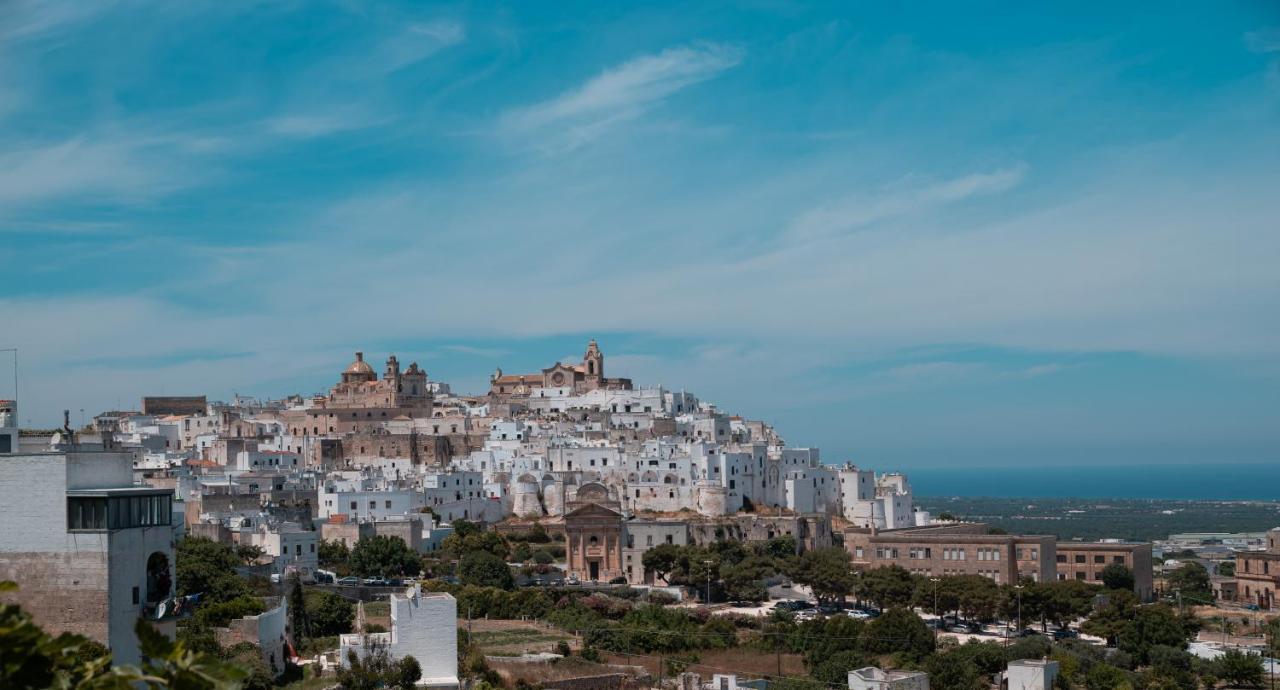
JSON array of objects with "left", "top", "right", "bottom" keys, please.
[
  {"left": 848, "top": 667, "right": 929, "bottom": 690},
  {"left": 1000, "top": 659, "right": 1059, "bottom": 690},
  {"left": 340, "top": 585, "right": 458, "bottom": 688}
]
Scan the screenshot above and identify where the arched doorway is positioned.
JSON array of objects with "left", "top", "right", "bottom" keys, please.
[{"left": 146, "top": 552, "right": 172, "bottom": 603}]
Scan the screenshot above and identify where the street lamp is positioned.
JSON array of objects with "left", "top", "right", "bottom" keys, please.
[{"left": 1015, "top": 584, "right": 1023, "bottom": 635}]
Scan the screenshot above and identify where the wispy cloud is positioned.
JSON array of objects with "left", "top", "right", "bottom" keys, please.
[
  {"left": 265, "top": 110, "right": 388, "bottom": 138},
  {"left": 787, "top": 164, "right": 1027, "bottom": 243},
  {"left": 0, "top": 136, "right": 198, "bottom": 209},
  {"left": 500, "top": 43, "right": 744, "bottom": 150},
  {"left": 0, "top": 0, "right": 111, "bottom": 42},
  {"left": 1244, "top": 28, "right": 1280, "bottom": 54}
]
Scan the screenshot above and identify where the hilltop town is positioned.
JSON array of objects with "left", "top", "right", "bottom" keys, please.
[{"left": 1, "top": 341, "right": 1276, "bottom": 689}]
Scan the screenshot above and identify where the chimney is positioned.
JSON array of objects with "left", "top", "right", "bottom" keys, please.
[{"left": 355, "top": 352, "right": 364, "bottom": 362}]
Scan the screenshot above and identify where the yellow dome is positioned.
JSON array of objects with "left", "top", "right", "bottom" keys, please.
[{"left": 345, "top": 351, "right": 375, "bottom": 375}]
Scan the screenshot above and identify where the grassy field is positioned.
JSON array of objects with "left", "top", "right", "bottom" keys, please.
[{"left": 467, "top": 619, "right": 575, "bottom": 656}]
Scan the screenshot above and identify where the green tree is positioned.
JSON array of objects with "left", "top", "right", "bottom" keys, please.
[
  {"left": 1213, "top": 649, "right": 1264, "bottom": 688},
  {"left": 787, "top": 547, "right": 856, "bottom": 603},
  {"left": 1166, "top": 562, "right": 1212, "bottom": 603},
  {"left": 319, "top": 539, "right": 350, "bottom": 568},
  {"left": 234, "top": 544, "right": 265, "bottom": 565},
  {"left": 926, "top": 647, "right": 983, "bottom": 690},
  {"left": 720, "top": 555, "right": 774, "bottom": 602},
  {"left": 1081, "top": 589, "right": 1138, "bottom": 645},
  {"left": 441, "top": 530, "right": 510, "bottom": 561},
  {"left": 336, "top": 643, "right": 422, "bottom": 690},
  {"left": 306, "top": 591, "right": 355, "bottom": 636},
  {"left": 193, "top": 594, "right": 264, "bottom": 628},
  {"left": 350, "top": 535, "right": 421, "bottom": 578},
  {"left": 641, "top": 543, "right": 682, "bottom": 583},
  {"left": 0, "top": 581, "right": 248, "bottom": 690},
  {"left": 459, "top": 551, "right": 515, "bottom": 590},
  {"left": 1101, "top": 563, "right": 1135, "bottom": 591},
  {"left": 287, "top": 573, "right": 308, "bottom": 640},
  {"left": 1215, "top": 561, "right": 1234, "bottom": 577},
  {"left": 859, "top": 565, "right": 915, "bottom": 610},
  {"left": 808, "top": 650, "right": 871, "bottom": 686},
  {"left": 1118, "top": 605, "right": 1194, "bottom": 665},
  {"left": 1083, "top": 663, "right": 1132, "bottom": 690},
  {"left": 176, "top": 537, "right": 254, "bottom": 604},
  {"left": 861, "top": 607, "right": 934, "bottom": 660}
]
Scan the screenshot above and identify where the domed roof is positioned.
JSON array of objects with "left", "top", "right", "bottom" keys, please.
[{"left": 345, "top": 351, "right": 375, "bottom": 375}]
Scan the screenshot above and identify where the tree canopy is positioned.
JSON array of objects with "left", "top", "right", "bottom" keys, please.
[
  {"left": 350, "top": 535, "right": 421, "bottom": 578},
  {"left": 459, "top": 551, "right": 515, "bottom": 590}
]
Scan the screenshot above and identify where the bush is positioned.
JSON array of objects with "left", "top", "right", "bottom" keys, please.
[
  {"left": 1214, "top": 649, "right": 1264, "bottom": 688},
  {"left": 194, "top": 594, "right": 265, "bottom": 628}
]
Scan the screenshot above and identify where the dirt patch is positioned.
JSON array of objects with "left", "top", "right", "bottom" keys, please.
[{"left": 489, "top": 656, "right": 642, "bottom": 686}]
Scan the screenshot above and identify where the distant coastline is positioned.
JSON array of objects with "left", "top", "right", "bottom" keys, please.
[{"left": 903, "top": 461, "right": 1280, "bottom": 501}]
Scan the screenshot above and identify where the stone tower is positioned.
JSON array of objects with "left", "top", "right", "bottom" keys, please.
[{"left": 583, "top": 339, "right": 603, "bottom": 386}]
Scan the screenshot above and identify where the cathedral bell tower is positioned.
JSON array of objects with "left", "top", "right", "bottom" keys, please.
[{"left": 583, "top": 339, "right": 603, "bottom": 387}]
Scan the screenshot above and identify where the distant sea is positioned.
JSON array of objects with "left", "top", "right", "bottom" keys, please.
[{"left": 906, "top": 462, "right": 1280, "bottom": 501}]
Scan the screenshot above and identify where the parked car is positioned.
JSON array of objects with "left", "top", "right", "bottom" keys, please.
[
  {"left": 1052, "top": 628, "right": 1079, "bottom": 640},
  {"left": 567, "top": 573, "right": 580, "bottom": 585},
  {"left": 794, "top": 609, "right": 821, "bottom": 621},
  {"left": 336, "top": 576, "right": 360, "bottom": 586},
  {"left": 845, "top": 610, "right": 873, "bottom": 620}
]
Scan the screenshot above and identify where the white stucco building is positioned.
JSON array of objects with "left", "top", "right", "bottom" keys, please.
[{"left": 340, "top": 585, "right": 458, "bottom": 688}]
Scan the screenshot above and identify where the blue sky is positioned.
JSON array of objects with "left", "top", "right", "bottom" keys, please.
[{"left": 1, "top": 1, "right": 1278, "bottom": 468}]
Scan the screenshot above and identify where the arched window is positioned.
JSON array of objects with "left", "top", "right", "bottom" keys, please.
[
  {"left": 146, "top": 552, "right": 171, "bottom": 603},
  {"left": 589, "top": 536, "right": 599, "bottom": 546}
]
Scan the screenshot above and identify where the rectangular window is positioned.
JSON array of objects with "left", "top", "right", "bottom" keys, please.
[
  {"left": 1094, "top": 555, "right": 1106, "bottom": 564},
  {"left": 1075, "top": 555, "right": 1086, "bottom": 564}
]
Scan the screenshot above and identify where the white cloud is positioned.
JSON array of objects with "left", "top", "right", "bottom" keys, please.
[
  {"left": 500, "top": 43, "right": 743, "bottom": 149},
  {"left": 383, "top": 20, "right": 466, "bottom": 70},
  {"left": 787, "top": 164, "right": 1027, "bottom": 242},
  {"left": 0, "top": 136, "right": 196, "bottom": 209}
]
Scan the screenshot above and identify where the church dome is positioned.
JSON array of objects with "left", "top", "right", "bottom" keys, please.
[{"left": 344, "top": 352, "right": 375, "bottom": 375}]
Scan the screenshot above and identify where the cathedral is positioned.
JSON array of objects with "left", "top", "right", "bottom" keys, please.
[
  {"left": 324, "top": 352, "right": 432, "bottom": 410},
  {"left": 489, "top": 339, "right": 632, "bottom": 397}
]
